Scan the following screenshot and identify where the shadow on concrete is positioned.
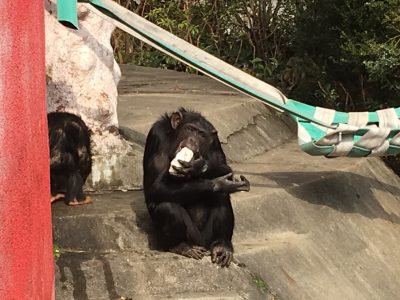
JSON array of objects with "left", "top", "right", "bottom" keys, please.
[
  {"left": 130, "top": 198, "right": 159, "bottom": 251},
  {"left": 119, "top": 126, "right": 147, "bottom": 147},
  {"left": 243, "top": 170, "right": 400, "bottom": 224},
  {"left": 53, "top": 202, "right": 126, "bottom": 300},
  {"left": 57, "top": 253, "right": 122, "bottom": 300}
]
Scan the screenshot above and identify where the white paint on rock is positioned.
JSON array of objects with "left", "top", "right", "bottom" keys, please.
[
  {"left": 45, "top": 1, "right": 120, "bottom": 129},
  {"left": 45, "top": 1, "right": 134, "bottom": 190}
]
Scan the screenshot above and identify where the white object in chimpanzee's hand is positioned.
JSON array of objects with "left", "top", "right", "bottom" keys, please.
[{"left": 169, "top": 147, "right": 194, "bottom": 175}]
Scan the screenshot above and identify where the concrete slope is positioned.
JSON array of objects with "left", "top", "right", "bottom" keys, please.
[
  {"left": 99, "top": 65, "right": 294, "bottom": 190},
  {"left": 230, "top": 143, "right": 400, "bottom": 300},
  {"left": 53, "top": 141, "right": 400, "bottom": 300},
  {"left": 53, "top": 66, "right": 400, "bottom": 299}
]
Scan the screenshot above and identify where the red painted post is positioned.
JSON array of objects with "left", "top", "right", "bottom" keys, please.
[{"left": 0, "top": 1, "right": 54, "bottom": 299}]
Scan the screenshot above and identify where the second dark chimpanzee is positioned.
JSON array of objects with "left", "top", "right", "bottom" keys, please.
[
  {"left": 48, "top": 112, "right": 92, "bottom": 206},
  {"left": 143, "top": 108, "right": 250, "bottom": 267}
]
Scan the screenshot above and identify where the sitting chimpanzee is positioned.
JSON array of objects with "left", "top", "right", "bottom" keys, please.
[
  {"left": 143, "top": 108, "right": 250, "bottom": 267},
  {"left": 48, "top": 112, "right": 92, "bottom": 206}
]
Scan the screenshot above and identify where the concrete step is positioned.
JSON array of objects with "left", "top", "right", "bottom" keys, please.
[
  {"left": 53, "top": 142, "right": 353, "bottom": 253},
  {"left": 53, "top": 177, "right": 275, "bottom": 299},
  {"left": 54, "top": 140, "right": 400, "bottom": 299},
  {"left": 93, "top": 65, "right": 294, "bottom": 190},
  {"left": 52, "top": 192, "right": 150, "bottom": 253},
  {"left": 55, "top": 241, "right": 271, "bottom": 300}
]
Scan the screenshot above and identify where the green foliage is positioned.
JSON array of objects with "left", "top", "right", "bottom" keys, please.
[
  {"left": 112, "top": 0, "right": 296, "bottom": 76},
  {"left": 287, "top": 0, "right": 400, "bottom": 110},
  {"left": 53, "top": 245, "right": 61, "bottom": 260},
  {"left": 251, "top": 274, "right": 269, "bottom": 292},
  {"left": 112, "top": 0, "right": 399, "bottom": 111}
]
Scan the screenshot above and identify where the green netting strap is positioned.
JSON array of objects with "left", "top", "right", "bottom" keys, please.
[
  {"left": 57, "top": 0, "right": 78, "bottom": 29},
  {"left": 56, "top": 0, "right": 400, "bottom": 158},
  {"left": 56, "top": 0, "right": 338, "bottom": 129},
  {"left": 57, "top": 0, "right": 107, "bottom": 29}
]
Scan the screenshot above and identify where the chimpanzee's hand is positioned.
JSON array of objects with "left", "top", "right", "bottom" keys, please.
[
  {"left": 212, "top": 173, "right": 250, "bottom": 193},
  {"left": 171, "top": 157, "right": 208, "bottom": 178}
]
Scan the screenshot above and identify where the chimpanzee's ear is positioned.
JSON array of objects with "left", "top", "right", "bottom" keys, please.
[{"left": 170, "top": 111, "right": 183, "bottom": 129}]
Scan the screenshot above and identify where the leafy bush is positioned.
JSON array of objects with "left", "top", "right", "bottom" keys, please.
[
  {"left": 286, "top": 0, "right": 400, "bottom": 110},
  {"left": 111, "top": 0, "right": 296, "bottom": 77}
]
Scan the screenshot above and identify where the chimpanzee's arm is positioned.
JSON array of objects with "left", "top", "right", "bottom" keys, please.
[
  {"left": 146, "top": 170, "right": 216, "bottom": 205},
  {"left": 144, "top": 124, "right": 215, "bottom": 204},
  {"left": 203, "top": 143, "right": 232, "bottom": 179},
  {"left": 50, "top": 150, "right": 75, "bottom": 171},
  {"left": 204, "top": 163, "right": 232, "bottom": 179},
  {"left": 146, "top": 170, "right": 249, "bottom": 206},
  {"left": 144, "top": 119, "right": 249, "bottom": 207}
]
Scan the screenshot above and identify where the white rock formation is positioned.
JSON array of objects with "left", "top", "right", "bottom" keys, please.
[{"left": 45, "top": 0, "right": 138, "bottom": 190}]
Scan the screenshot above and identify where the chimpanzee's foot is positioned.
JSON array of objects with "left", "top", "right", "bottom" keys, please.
[
  {"left": 67, "top": 196, "right": 93, "bottom": 206},
  {"left": 192, "top": 245, "right": 211, "bottom": 256},
  {"left": 211, "top": 244, "right": 233, "bottom": 267},
  {"left": 170, "top": 243, "right": 209, "bottom": 260},
  {"left": 50, "top": 193, "right": 65, "bottom": 203}
]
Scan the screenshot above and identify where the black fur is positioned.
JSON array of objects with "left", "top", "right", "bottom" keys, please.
[
  {"left": 143, "top": 108, "right": 249, "bottom": 267},
  {"left": 48, "top": 112, "right": 92, "bottom": 205}
]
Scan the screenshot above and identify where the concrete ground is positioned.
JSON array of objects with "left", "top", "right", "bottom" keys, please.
[{"left": 53, "top": 66, "right": 400, "bottom": 300}]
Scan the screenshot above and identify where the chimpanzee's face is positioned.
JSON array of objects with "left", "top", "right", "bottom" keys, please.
[
  {"left": 169, "top": 110, "right": 218, "bottom": 159},
  {"left": 175, "top": 121, "right": 214, "bottom": 157}
]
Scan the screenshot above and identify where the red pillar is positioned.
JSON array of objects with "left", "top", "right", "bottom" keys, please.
[{"left": 0, "top": 1, "right": 54, "bottom": 299}]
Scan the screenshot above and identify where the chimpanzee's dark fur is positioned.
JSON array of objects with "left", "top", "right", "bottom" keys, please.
[
  {"left": 143, "top": 108, "right": 249, "bottom": 267},
  {"left": 48, "top": 112, "right": 92, "bottom": 206}
]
